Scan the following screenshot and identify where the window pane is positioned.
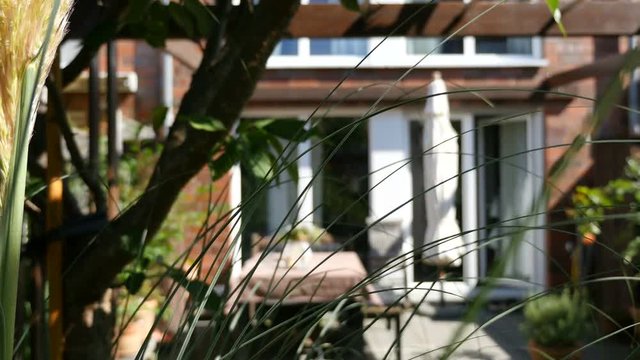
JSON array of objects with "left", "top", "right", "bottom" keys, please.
[
  {"left": 310, "top": 38, "right": 368, "bottom": 56},
  {"left": 272, "top": 39, "right": 298, "bottom": 55},
  {"left": 407, "top": 37, "right": 463, "bottom": 54},
  {"left": 476, "top": 37, "right": 533, "bottom": 55}
]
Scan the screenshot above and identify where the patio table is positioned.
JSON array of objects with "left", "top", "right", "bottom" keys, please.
[
  {"left": 225, "top": 251, "right": 368, "bottom": 358},
  {"left": 228, "top": 251, "right": 367, "bottom": 308}
]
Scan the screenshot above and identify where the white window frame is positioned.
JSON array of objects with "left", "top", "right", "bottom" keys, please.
[{"left": 267, "top": 1, "right": 547, "bottom": 69}]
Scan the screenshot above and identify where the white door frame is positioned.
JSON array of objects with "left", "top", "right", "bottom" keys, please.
[
  {"left": 406, "top": 113, "right": 479, "bottom": 303},
  {"left": 407, "top": 112, "right": 546, "bottom": 303}
]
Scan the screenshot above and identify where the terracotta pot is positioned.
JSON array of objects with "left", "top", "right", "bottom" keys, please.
[{"left": 528, "top": 340, "right": 581, "bottom": 360}]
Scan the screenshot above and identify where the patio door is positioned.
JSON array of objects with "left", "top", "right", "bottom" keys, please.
[
  {"left": 409, "top": 114, "right": 545, "bottom": 303},
  {"left": 476, "top": 116, "right": 546, "bottom": 288},
  {"left": 409, "top": 115, "right": 478, "bottom": 302}
]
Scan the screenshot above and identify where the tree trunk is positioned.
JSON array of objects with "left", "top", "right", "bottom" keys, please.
[
  {"left": 62, "top": 1, "right": 300, "bottom": 358},
  {"left": 64, "top": 290, "right": 115, "bottom": 360}
]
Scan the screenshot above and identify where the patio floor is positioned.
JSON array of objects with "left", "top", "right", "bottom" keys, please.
[{"left": 363, "top": 303, "right": 636, "bottom": 360}]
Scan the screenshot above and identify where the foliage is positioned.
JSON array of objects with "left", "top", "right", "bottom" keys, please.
[
  {"left": 568, "top": 157, "right": 640, "bottom": 257},
  {"left": 521, "top": 289, "right": 591, "bottom": 347},
  {"left": 209, "top": 118, "right": 316, "bottom": 182},
  {"left": 544, "top": 0, "right": 567, "bottom": 36},
  {"left": 119, "top": 141, "right": 175, "bottom": 267}
]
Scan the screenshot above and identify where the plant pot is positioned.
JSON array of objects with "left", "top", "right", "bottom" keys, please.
[{"left": 528, "top": 340, "right": 582, "bottom": 360}]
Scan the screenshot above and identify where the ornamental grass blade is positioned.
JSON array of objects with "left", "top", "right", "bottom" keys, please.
[{"left": 0, "top": 0, "right": 72, "bottom": 358}]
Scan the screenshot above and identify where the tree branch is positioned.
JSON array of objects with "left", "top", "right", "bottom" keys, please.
[
  {"left": 62, "top": 0, "right": 129, "bottom": 87},
  {"left": 64, "top": 0, "right": 300, "bottom": 306},
  {"left": 46, "top": 80, "right": 107, "bottom": 212}
]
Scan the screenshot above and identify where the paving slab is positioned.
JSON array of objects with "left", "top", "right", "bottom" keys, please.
[{"left": 363, "top": 303, "right": 634, "bottom": 360}]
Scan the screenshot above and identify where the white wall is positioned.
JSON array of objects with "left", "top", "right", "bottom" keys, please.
[{"left": 368, "top": 110, "right": 413, "bottom": 224}]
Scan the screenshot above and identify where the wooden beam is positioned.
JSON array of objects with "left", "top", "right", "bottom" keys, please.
[
  {"left": 541, "top": 49, "right": 640, "bottom": 89},
  {"left": 94, "top": 2, "right": 640, "bottom": 39},
  {"left": 287, "top": 2, "right": 640, "bottom": 37},
  {"left": 46, "top": 55, "right": 65, "bottom": 360},
  {"left": 542, "top": 54, "right": 629, "bottom": 89}
]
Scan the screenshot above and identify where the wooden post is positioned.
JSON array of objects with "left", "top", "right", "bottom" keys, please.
[{"left": 46, "top": 54, "right": 64, "bottom": 360}]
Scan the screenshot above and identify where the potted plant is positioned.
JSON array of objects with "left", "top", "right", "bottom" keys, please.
[{"left": 521, "top": 289, "right": 591, "bottom": 360}]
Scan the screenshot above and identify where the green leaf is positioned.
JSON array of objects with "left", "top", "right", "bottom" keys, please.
[
  {"left": 544, "top": 0, "right": 566, "bottom": 36},
  {"left": 184, "top": 0, "right": 215, "bottom": 36},
  {"left": 184, "top": 115, "right": 226, "bottom": 132},
  {"left": 246, "top": 151, "right": 273, "bottom": 180},
  {"left": 252, "top": 118, "right": 276, "bottom": 129},
  {"left": 151, "top": 106, "right": 169, "bottom": 131},
  {"left": 168, "top": 2, "right": 195, "bottom": 38},
  {"left": 340, "top": 0, "right": 360, "bottom": 12},
  {"left": 125, "top": 272, "right": 146, "bottom": 295}
]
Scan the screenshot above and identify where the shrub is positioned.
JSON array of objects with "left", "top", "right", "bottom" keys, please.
[{"left": 521, "top": 289, "right": 591, "bottom": 347}]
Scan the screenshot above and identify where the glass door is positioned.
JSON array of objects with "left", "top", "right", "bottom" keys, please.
[{"left": 477, "top": 116, "right": 543, "bottom": 286}]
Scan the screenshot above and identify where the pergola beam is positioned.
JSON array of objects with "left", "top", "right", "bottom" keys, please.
[
  {"left": 286, "top": 2, "right": 640, "bottom": 37},
  {"left": 88, "top": 2, "right": 640, "bottom": 40}
]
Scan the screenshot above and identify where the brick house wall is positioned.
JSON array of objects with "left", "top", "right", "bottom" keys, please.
[{"left": 65, "top": 33, "right": 635, "bottom": 313}]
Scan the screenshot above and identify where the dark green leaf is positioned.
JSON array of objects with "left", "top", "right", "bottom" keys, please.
[
  {"left": 168, "top": 3, "right": 195, "bottom": 38},
  {"left": 144, "top": 21, "right": 168, "bottom": 48},
  {"left": 184, "top": 0, "right": 215, "bottom": 36},
  {"left": 168, "top": 269, "right": 222, "bottom": 311},
  {"left": 263, "top": 119, "right": 310, "bottom": 141},
  {"left": 151, "top": 106, "right": 169, "bottom": 131},
  {"left": 285, "top": 160, "right": 299, "bottom": 184},
  {"left": 125, "top": 272, "right": 146, "bottom": 295},
  {"left": 244, "top": 128, "right": 271, "bottom": 151},
  {"left": 209, "top": 140, "right": 240, "bottom": 181},
  {"left": 340, "top": 0, "right": 360, "bottom": 12},
  {"left": 246, "top": 151, "right": 273, "bottom": 180},
  {"left": 143, "top": 3, "right": 170, "bottom": 48},
  {"left": 265, "top": 133, "right": 284, "bottom": 155},
  {"left": 83, "top": 21, "right": 118, "bottom": 50},
  {"left": 125, "top": 0, "right": 154, "bottom": 23}
]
